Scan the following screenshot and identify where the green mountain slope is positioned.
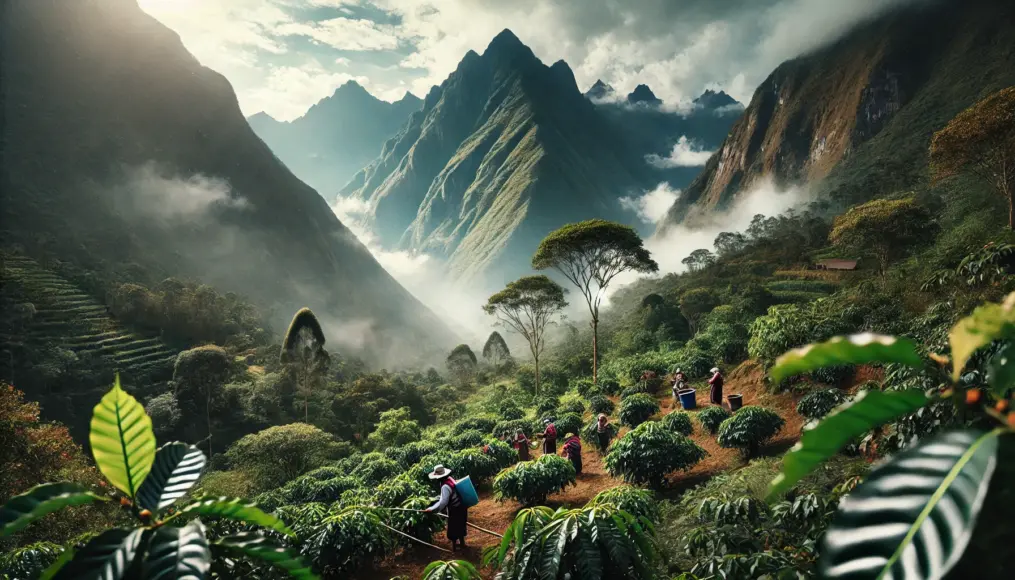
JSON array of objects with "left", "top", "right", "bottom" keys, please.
[
  {"left": 248, "top": 82, "right": 422, "bottom": 195},
  {"left": 658, "top": 0, "right": 1015, "bottom": 230},
  {"left": 1, "top": 0, "right": 456, "bottom": 366},
  {"left": 342, "top": 30, "right": 661, "bottom": 288}
]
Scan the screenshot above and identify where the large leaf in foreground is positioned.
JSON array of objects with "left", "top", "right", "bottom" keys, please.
[
  {"left": 144, "top": 519, "right": 211, "bottom": 579},
  {"left": 1, "top": 483, "right": 105, "bottom": 537},
  {"left": 136, "top": 443, "right": 207, "bottom": 513},
  {"left": 167, "top": 497, "right": 293, "bottom": 536},
  {"left": 770, "top": 333, "right": 923, "bottom": 384},
  {"left": 53, "top": 527, "right": 144, "bottom": 580},
  {"left": 819, "top": 429, "right": 1000, "bottom": 580},
  {"left": 421, "top": 560, "right": 482, "bottom": 580},
  {"left": 212, "top": 532, "right": 318, "bottom": 580},
  {"left": 89, "top": 375, "right": 156, "bottom": 498},
  {"left": 767, "top": 389, "right": 929, "bottom": 501},
  {"left": 949, "top": 291, "right": 1015, "bottom": 381}
]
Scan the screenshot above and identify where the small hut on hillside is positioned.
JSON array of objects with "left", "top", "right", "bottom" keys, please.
[{"left": 814, "top": 258, "right": 859, "bottom": 271}]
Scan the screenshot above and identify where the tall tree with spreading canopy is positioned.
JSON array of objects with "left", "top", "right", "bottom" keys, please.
[
  {"left": 482, "top": 331, "right": 512, "bottom": 368},
  {"left": 828, "top": 196, "right": 937, "bottom": 279},
  {"left": 532, "top": 220, "right": 658, "bottom": 384},
  {"left": 714, "top": 231, "right": 748, "bottom": 255},
  {"left": 173, "top": 345, "right": 232, "bottom": 459},
  {"left": 931, "top": 86, "right": 1015, "bottom": 228},
  {"left": 280, "top": 307, "right": 331, "bottom": 423},
  {"left": 446, "top": 344, "right": 479, "bottom": 386},
  {"left": 679, "top": 288, "right": 720, "bottom": 335},
  {"left": 681, "top": 248, "right": 716, "bottom": 272},
  {"left": 483, "top": 275, "right": 568, "bottom": 395}
]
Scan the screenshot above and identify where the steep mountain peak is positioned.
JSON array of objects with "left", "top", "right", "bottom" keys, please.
[
  {"left": 247, "top": 111, "right": 278, "bottom": 124},
  {"left": 394, "top": 91, "right": 422, "bottom": 108},
  {"left": 627, "top": 84, "right": 662, "bottom": 106},
  {"left": 549, "top": 59, "right": 579, "bottom": 93},
  {"left": 585, "top": 79, "right": 616, "bottom": 101},
  {"left": 487, "top": 28, "right": 524, "bottom": 52},
  {"left": 333, "top": 79, "right": 371, "bottom": 98},
  {"left": 694, "top": 89, "right": 740, "bottom": 109}
]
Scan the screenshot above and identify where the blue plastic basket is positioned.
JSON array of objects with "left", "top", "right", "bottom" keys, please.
[
  {"left": 455, "top": 476, "right": 479, "bottom": 508},
  {"left": 677, "top": 388, "right": 697, "bottom": 410}
]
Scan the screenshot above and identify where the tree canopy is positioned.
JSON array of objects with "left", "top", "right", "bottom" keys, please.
[
  {"left": 446, "top": 344, "right": 479, "bottom": 385},
  {"left": 224, "top": 422, "right": 347, "bottom": 490},
  {"left": 279, "top": 308, "right": 331, "bottom": 422},
  {"left": 482, "top": 331, "right": 511, "bottom": 366},
  {"left": 829, "top": 196, "right": 936, "bottom": 277},
  {"left": 681, "top": 248, "right": 716, "bottom": 272},
  {"left": 679, "top": 288, "right": 721, "bottom": 335},
  {"left": 484, "top": 275, "right": 568, "bottom": 394},
  {"left": 931, "top": 85, "right": 1015, "bottom": 228}
]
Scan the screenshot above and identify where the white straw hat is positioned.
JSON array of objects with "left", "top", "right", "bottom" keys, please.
[
  {"left": 710, "top": 367, "right": 720, "bottom": 373},
  {"left": 428, "top": 464, "right": 452, "bottom": 479}
]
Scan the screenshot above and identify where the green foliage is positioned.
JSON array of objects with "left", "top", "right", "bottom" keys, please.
[
  {"left": 441, "top": 429, "right": 486, "bottom": 451},
  {"left": 492, "top": 419, "right": 538, "bottom": 439},
  {"left": 534, "top": 395, "right": 560, "bottom": 418},
  {"left": 829, "top": 196, "right": 937, "bottom": 276},
  {"left": 695, "top": 406, "right": 731, "bottom": 435},
  {"left": 303, "top": 506, "right": 392, "bottom": 576},
  {"left": 280, "top": 308, "right": 326, "bottom": 362},
  {"left": 411, "top": 449, "right": 500, "bottom": 486},
  {"left": 587, "top": 395, "right": 615, "bottom": 416},
  {"left": 716, "top": 407, "right": 785, "bottom": 458},
  {"left": 818, "top": 430, "right": 1000, "bottom": 579},
  {"left": 89, "top": 375, "right": 156, "bottom": 498},
  {"left": 769, "top": 333, "right": 923, "bottom": 384},
  {"left": 482, "top": 331, "right": 512, "bottom": 367},
  {"left": 385, "top": 441, "right": 444, "bottom": 470},
  {"left": 0, "top": 541, "right": 63, "bottom": 579},
  {"left": 0, "top": 483, "right": 105, "bottom": 539},
  {"left": 497, "top": 401, "right": 525, "bottom": 421},
  {"left": 598, "top": 378, "right": 621, "bottom": 396},
  {"left": 373, "top": 476, "right": 428, "bottom": 508},
  {"left": 604, "top": 422, "right": 707, "bottom": 488},
  {"left": 493, "top": 455, "right": 576, "bottom": 505},
  {"left": 350, "top": 453, "right": 401, "bottom": 487},
  {"left": 446, "top": 344, "right": 479, "bottom": 385},
  {"left": 225, "top": 424, "right": 347, "bottom": 491},
  {"left": 451, "top": 415, "right": 498, "bottom": 435},
  {"left": 422, "top": 559, "right": 481, "bottom": 580},
  {"left": 481, "top": 439, "right": 519, "bottom": 470},
  {"left": 660, "top": 411, "right": 694, "bottom": 436},
  {"left": 618, "top": 393, "right": 658, "bottom": 428},
  {"left": 747, "top": 300, "right": 854, "bottom": 364},
  {"left": 571, "top": 378, "right": 597, "bottom": 397},
  {"left": 796, "top": 389, "right": 849, "bottom": 420},
  {"left": 367, "top": 407, "right": 422, "bottom": 449},
  {"left": 210, "top": 532, "right": 317, "bottom": 580},
  {"left": 490, "top": 503, "right": 658, "bottom": 580},
  {"left": 949, "top": 291, "right": 1015, "bottom": 383},
  {"left": 586, "top": 486, "right": 660, "bottom": 523},
  {"left": 679, "top": 288, "right": 720, "bottom": 333},
  {"left": 580, "top": 419, "right": 618, "bottom": 449},
  {"left": 558, "top": 394, "right": 585, "bottom": 415},
  {"left": 554, "top": 413, "right": 583, "bottom": 437},
  {"left": 620, "top": 384, "right": 648, "bottom": 399},
  {"left": 386, "top": 496, "right": 445, "bottom": 548}
]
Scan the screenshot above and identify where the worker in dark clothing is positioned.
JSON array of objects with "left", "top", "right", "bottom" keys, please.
[
  {"left": 538, "top": 418, "right": 557, "bottom": 455},
  {"left": 561, "top": 431, "right": 582, "bottom": 475},
  {"left": 424, "top": 465, "right": 468, "bottom": 551},
  {"left": 709, "top": 367, "right": 724, "bottom": 405}
]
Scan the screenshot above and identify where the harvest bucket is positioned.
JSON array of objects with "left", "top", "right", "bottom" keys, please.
[
  {"left": 455, "top": 476, "right": 479, "bottom": 508},
  {"left": 728, "top": 394, "right": 744, "bottom": 411},
  {"left": 677, "top": 388, "right": 697, "bottom": 410}
]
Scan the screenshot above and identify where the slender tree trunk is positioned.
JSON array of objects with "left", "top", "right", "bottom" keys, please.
[
  {"left": 1008, "top": 192, "right": 1013, "bottom": 230},
  {"left": 591, "top": 319, "right": 599, "bottom": 385},
  {"left": 303, "top": 368, "right": 309, "bottom": 423},
  {"left": 534, "top": 351, "right": 541, "bottom": 397},
  {"left": 206, "top": 388, "right": 213, "bottom": 460}
]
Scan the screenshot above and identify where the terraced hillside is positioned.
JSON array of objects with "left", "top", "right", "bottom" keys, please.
[{"left": 0, "top": 253, "right": 178, "bottom": 381}]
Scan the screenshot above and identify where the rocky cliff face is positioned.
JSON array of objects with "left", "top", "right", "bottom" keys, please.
[
  {"left": 658, "top": 0, "right": 1015, "bottom": 230},
  {"left": 1, "top": 0, "right": 456, "bottom": 365}
]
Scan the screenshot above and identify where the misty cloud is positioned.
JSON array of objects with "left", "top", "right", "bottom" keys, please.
[
  {"left": 620, "top": 183, "right": 681, "bottom": 224},
  {"left": 646, "top": 136, "right": 715, "bottom": 168},
  {"left": 111, "top": 162, "right": 249, "bottom": 222}
]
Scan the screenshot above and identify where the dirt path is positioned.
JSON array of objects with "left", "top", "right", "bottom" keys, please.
[{"left": 366, "top": 360, "right": 811, "bottom": 579}]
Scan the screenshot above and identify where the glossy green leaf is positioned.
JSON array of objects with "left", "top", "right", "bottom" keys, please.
[
  {"left": 39, "top": 545, "right": 76, "bottom": 580},
  {"left": 1, "top": 483, "right": 105, "bottom": 537},
  {"left": 987, "top": 342, "right": 1015, "bottom": 396},
  {"left": 136, "top": 443, "right": 207, "bottom": 514},
  {"left": 770, "top": 333, "right": 923, "bottom": 384},
  {"left": 819, "top": 429, "right": 1000, "bottom": 580},
  {"left": 166, "top": 497, "right": 293, "bottom": 536},
  {"left": 767, "top": 389, "right": 930, "bottom": 501},
  {"left": 212, "top": 532, "right": 318, "bottom": 580},
  {"left": 89, "top": 374, "right": 156, "bottom": 498},
  {"left": 144, "top": 519, "right": 211, "bottom": 579},
  {"left": 949, "top": 291, "right": 1015, "bottom": 381},
  {"left": 421, "top": 559, "right": 482, "bottom": 580},
  {"left": 52, "top": 527, "right": 144, "bottom": 580}
]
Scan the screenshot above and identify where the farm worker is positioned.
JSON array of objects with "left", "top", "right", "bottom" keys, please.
[
  {"left": 561, "top": 430, "right": 582, "bottom": 475},
  {"left": 595, "top": 413, "right": 612, "bottom": 453},
  {"left": 424, "top": 465, "right": 468, "bottom": 551},
  {"left": 513, "top": 430, "right": 532, "bottom": 461},
  {"left": 538, "top": 418, "right": 558, "bottom": 455},
  {"left": 672, "top": 368, "right": 688, "bottom": 401},
  {"left": 708, "top": 367, "right": 724, "bottom": 405}
]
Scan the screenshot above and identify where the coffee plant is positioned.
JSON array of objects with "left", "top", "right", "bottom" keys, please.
[
  {"left": 695, "top": 406, "right": 731, "bottom": 435},
  {"left": 302, "top": 506, "right": 392, "bottom": 576},
  {"left": 558, "top": 394, "right": 586, "bottom": 415},
  {"left": 0, "top": 376, "right": 317, "bottom": 579},
  {"left": 586, "top": 485, "right": 659, "bottom": 523},
  {"left": 451, "top": 415, "right": 498, "bottom": 434},
  {"left": 604, "top": 421, "right": 707, "bottom": 488},
  {"left": 385, "top": 440, "right": 444, "bottom": 469},
  {"left": 571, "top": 378, "right": 597, "bottom": 397},
  {"left": 599, "top": 378, "right": 622, "bottom": 396},
  {"left": 481, "top": 439, "right": 519, "bottom": 470},
  {"left": 534, "top": 396, "right": 560, "bottom": 418},
  {"left": 763, "top": 292, "right": 1015, "bottom": 580},
  {"left": 796, "top": 388, "right": 849, "bottom": 420},
  {"left": 619, "top": 393, "right": 659, "bottom": 427},
  {"left": 660, "top": 411, "right": 694, "bottom": 436},
  {"left": 716, "top": 406, "right": 785, "bottom": 457},
  {"left": 0, "top": 541, "right": 62, "bottom": 579},
  {"left": 497, "top": 401, "right": 525, "bottom": 421},
  {"left": 492, "top": 455, "right": 576, "bottom": 505},
  {"left": 492, "top": 419, "right": 537, "bottom": 439},
  {"left": 588, "top": 394, "right": 615, "bottom": 415},
  {"left": 580, "top": 419, "right": 618, "bottom": 451},
  {"left": 554, "top": 413, "right": 583, "bottom": 437},
  {"left": 421, "top": 559, "right": 481, "bottom": 580}
]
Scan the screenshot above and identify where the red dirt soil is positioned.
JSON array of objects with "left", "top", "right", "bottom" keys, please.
[{"left": 364, "top": 360, "right": 809, "bottom": 580}]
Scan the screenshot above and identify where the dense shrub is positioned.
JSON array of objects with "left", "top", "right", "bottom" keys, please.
[
  {"left": 534, "top": 396, "right": 560, "bottom": 418},
  {"left": 605, "top": 422, "right": 707, "bottom": 488},
  {"left": 558, "top": 394, "right": 586, "bottom": 415},
  {"left": 482, "top": 439, "right": 519, "bottom": 470},
  {"left": 586, "top": 485, "right": 660, "bottom": 523},
  {"left": 373, "top": 475, "right": 429, "bottom": 507},
  {"left": 367, "top": 406, "right": 423, "bottom": 450},
  {"left": 696, "top": 406, "right": 732, "bottom": 435},
  {"left": 588, "top": 394, "right": 615, "bottom": 416},
  {"left": 810, "top": 364, "right": 855, "bottom": 386},
  {"left": 386, "top": 440, "right": 444, "bottom": 469},
  {"left": 677, "top": 346, "right": 715, "bottom": 379},
  {"left": 225, "top": 423, "right": 348, "bottom": 490},
  {"left": 351, "top": 453, "right": 402, "bottom": 486},
  {"left": 554, "top": 413, "right": 584, "bottom": 437},
  {"left": 304, "top": 506, "right": 393, "bottom": 576},
  {"left": 386, "top": 496, "right": 446, "bottom": 548},
  {"left": 619, "top": 393, "right": 659, "bottom": 427},
  {"left": 276, "top": 474, "right": 362, "bottom": 505},
  {"left": 498, "top": 401, "right": 525, "bottom": 421},
  {"left": 620, "top": 384, "right": 649, "bottom": 399},
  {"left": 598, "top": 378, "right": 622, "bottom": 396},
  {"left": 452, "top": 415, "right": 498, "bottom": 434},
  {"left": 412, "top": 449, "right": 501, "bottom": 485},
  {"left": 303, "top": 466, "right": 346, "bottom": 481},
  {"left": 0, "top": 542, "right": 63, "bottom": 579},
  {"left": 717, "top": 407, "right": 786, "bottom": 457},
  {"left": 661, "top": 411, "right": 694, "bottom": 436},
  {"left": 580, "top": 419, "right": 619, "bottom": 450},
  {"left": 442, "top": 429, "right": 486, "bottom": 450},
  {"left": 493, "top": 418, "right": 538, "bottom": 439},
  {"left": 493, "top": 454, "right": 577, "bottom": 505},
  {"left": 748, "top": 301, "right": 851, "bottom": 363},
  {"left": 571, "top": 378, "right": 597, "bottom": 397},
  {"left": 796, "top": 389, "right": 850, "bottom": 420},
  {"left": 601, "top": 350, "right": 683, "bottom": 383}
]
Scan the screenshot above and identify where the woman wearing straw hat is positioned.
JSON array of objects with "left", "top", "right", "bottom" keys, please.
[
  {"left": 424, "top": 464, "right": 468, "bottom": 550},
  {"left": 708, "top": 367, "right": 724, "bottom": 405}
]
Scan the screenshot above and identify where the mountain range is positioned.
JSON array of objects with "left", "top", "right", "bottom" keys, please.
[
  {"left": 1, "top": 0, "right": 456, "bottom": 365},
  {"left": 658, "top": 0, "right": 1015, "bottom": 230},
  {"left": 247, "top": 83, "right": 422, "bottom": 196}
]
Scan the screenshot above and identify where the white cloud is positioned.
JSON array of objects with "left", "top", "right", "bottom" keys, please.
[
  {"left": 242, "top": 62, "right": 371, "bottom": 121},
  {"left": 620, "top": 183, "right": 680, "bottom": 224},
  {"left": 275, "top": 17, "right": 402, "bottom": 51},
  {"left": 646, "top": 136, "right": 715, "bottom": 168}
]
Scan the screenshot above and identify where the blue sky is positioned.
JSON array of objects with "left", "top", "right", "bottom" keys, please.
[{"left": 138, "top": 0, "right": 924, "bottom": 121}]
